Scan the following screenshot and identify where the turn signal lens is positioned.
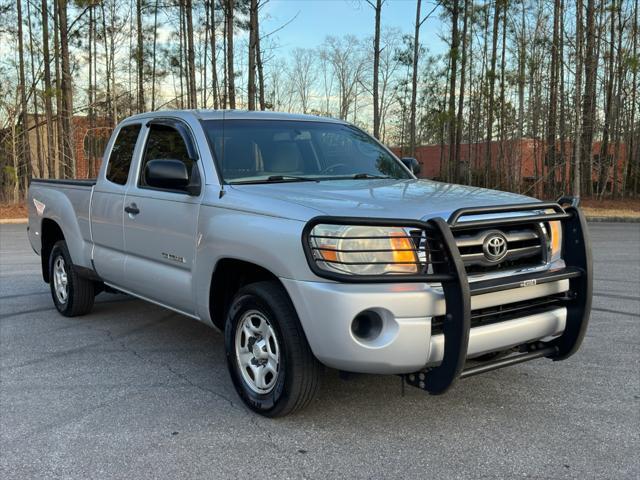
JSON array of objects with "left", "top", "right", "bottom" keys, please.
[
  {"left": 317, "top": 244, "right": 338, "bottom": 262},
  {"left": 548, "top": 220, "right": 562, "bottom": 261},
  {"left": 390, "top": 232, "right": 419, "bottom": 273}
]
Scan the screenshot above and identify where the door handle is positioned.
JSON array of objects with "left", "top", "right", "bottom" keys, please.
[{"left": 124, "top": 203, "right": 140, "bottom": 215}]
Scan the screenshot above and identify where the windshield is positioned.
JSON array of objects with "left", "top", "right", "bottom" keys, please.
[{"left": 201, "top": 119, "right": 411, "bottom": 184}]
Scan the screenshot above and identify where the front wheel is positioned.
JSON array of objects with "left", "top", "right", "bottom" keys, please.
[
  {"left": 225, "top": 281, "right": 321, "bottom": 417},
  {"left": 49, "top": 240, "right": 95, "bottom": 317}
]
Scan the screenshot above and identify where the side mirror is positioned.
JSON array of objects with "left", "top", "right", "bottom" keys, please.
[
  {"left": 145, "top": 159, "right": 190, "bottom": 191},
  {"left": 401, "top": 157, "right": 421, "bottom": 176}
]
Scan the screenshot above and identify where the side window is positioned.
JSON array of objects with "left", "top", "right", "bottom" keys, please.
[
  {"left": 139, "top": 124, "right": 197, "bottom": 189},
  {"left": 106, "top": 124, "right": 141, "bottom": 185}
]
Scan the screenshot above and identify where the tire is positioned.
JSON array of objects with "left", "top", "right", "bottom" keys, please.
[
  {"left": 225, "top": 281, "right": 321, "bottom": 417},
  {"left": 49, "top": 240, "right": 95, "bottom": 317}
]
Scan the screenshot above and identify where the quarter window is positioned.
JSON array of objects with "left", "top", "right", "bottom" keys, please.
[{"left": 105, "top": 124, "right": 141, "bottom": 185}]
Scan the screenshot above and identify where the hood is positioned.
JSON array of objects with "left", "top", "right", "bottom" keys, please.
[{"left": 228, "top": 179, "right": 536, "bottom": 222}]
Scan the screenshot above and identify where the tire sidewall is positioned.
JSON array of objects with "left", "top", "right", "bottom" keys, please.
[
  {"left": 225, "top": 291, "right": 289, "bottom": 415},
  {"left": 49, "top": 241, "right": 74, "bottom": 315}
]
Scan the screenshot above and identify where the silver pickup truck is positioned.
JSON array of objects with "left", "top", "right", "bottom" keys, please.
[{"left": 27, "top": 110, "right": 592, "bottom": 416}]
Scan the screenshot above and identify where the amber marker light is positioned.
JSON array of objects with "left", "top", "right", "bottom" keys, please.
[{"left": 390, "top": 232, "right": 419, "bottom": 273}]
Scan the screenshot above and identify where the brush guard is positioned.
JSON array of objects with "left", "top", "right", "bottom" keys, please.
[{"left": 302, "top": 197, "right": 592, "bottom": 394}]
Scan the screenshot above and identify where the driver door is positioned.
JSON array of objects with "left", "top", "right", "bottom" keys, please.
[{"left": 120, "top": 120, "right": 203, "bottom": 315}]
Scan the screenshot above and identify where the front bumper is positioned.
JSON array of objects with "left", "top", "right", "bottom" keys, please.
[
  {"left": 282, "top": 277, "right": 569, "bottom": 374},
  {"left": 292, "top": 200, "right": 592, "bottom": 394}
]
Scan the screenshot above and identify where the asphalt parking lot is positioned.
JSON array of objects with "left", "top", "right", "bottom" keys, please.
[{"left": 1, "top": 222, "right": 638, "bottom": 479}]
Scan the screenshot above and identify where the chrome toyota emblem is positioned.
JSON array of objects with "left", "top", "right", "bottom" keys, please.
[{"left": 482, "top": 231, "right": 508, "bottom": 263}]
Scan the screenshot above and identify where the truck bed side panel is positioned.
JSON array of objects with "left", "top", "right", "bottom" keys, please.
[{"left": 28, "top": 181, "right": 94, "bottom": 270}]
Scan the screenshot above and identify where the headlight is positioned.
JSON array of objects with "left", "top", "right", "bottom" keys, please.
[{"left": 308, "top": 224, "right": 421, "bottom": 275}]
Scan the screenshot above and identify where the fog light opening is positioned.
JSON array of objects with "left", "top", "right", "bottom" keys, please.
[{"left": 351, "top": 310, "right": 384, "bottom": 342}]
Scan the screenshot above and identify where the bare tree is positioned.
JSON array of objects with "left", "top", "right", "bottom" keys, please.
[
  {"left": 409, "top": 0, "right": 421, "bottom": 156},
  {"left": 224, "top": 0, "right": 236, "bottom": 108},
  {"left": 447, "top": 0, "right": 460, "bottom": 181},
  {"left": 322, "top": 36, "right": 366, "bottom": 120},
  {"left": 41, "top": 0, "right": 56, "bottom": 177},
  {"left": 185, "top": 0, "right": 197, "bottom": 108},
  {"left": 574, "top": 0, "right": 584, "bottom": 197},
  {"left": 57, "top": 0, "right": 75, "bottom": 177},
  {"left": 291, "top": 48, "right": 317, "bottom": 114},
  {"left": 16, "top": 0, "right": 32, "bottom": 188},
  {"left": 365, "top": 0, "right": 385, "bottom": 138},
  {"left": 248, "top": 0, "right": 258, "bottom": 110},
  {"left": 136, "top": 0, "right": 145, "bottom": 111}
]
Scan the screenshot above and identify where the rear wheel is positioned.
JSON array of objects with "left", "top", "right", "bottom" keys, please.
[
  {"left": 49, "top": 240, "right": 95, "bottom": 317},
  {"left": 225, "top": 281, "right": 320, "bottom": 417}
]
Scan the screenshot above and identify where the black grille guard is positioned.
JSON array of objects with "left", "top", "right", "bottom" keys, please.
[{"left": 301, "top": 198, "right": 593, "bottom": 394}]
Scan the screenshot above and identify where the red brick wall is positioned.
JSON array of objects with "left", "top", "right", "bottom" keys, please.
[
  {"left": 391, "top": 140, "right": 627, "bottom": 193},
  {"left": 72, "top": 117, "right": 113, "bottom": 179}
]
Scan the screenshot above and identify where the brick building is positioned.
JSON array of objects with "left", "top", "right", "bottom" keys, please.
[
  {"left": 28, "top": 115, "right": 113, "bottom": 179},
  {"left": 392, "top": 139, "right": 627, "bottom": 196}
]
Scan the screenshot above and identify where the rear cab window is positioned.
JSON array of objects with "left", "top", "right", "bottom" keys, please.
[{"left": 105, "top": 124, "right": 141, "bottom": 185}]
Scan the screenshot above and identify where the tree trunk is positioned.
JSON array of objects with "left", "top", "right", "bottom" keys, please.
[
  {"left": 41, "top": 0, "right": 56, "bottom": 178},
  {"left": 628, "top": 0, "right": 638, "bottom": 196},
  {"left": 581, "top": 0, "right": 597, "bottom": 195},
  {"left": 151, "top": 0, "right": 159, "bottom": 109},
  {"left": 88, "top": 3, "right": 94, "bottom": 177},
  {"left": 558, "top": 0, "right": 567, "bottom": 193},
  {"left": 447, "top": 0, "right": 460, "bottom": 182},
  {"left": 16, "top": 0, "right": 32, "bottom": 188},
  {"left": 100, "top": 3, "right": 112, "bottom": 125},
  {"left": 255, "top": 5, "right": 266, "bottom": 111},
  {"left": 210, "top": 0, "right": 220, "bottom": 109},
  {"left": 248, "top": 0, "right": 257, "bottom": 110},
  {"left": 484, "top": 0, "right": 501, "bottom": 186},
  {"left": 498, "top": 1, "right": 507, "bottom": 190},
  {"left": 409, "top": 0, "right": 421, "bottom": 156},
  {"left": 136, "top": 0, "right": 145, "bottom": 112},
  {"left": 225, "top": 0, "right": 236, "bottom": 109},
  {"left": 372, "top": 0, "right": 382, "bottom": 138},
  {"left": 611, "top": 1, "right": 624, "bottom": 198},
  {"left": 573, "top": 0, "right": 583, "bottom": 197},
  {"left": 26, "top": 0, "right": 43, "bottom": 178},
  {"left": 54, "top": 0, "right": 64, "bottom": 178},
  {"left": 598, "top": 0, "right": 617, "bottom": 198},
  {"left": 454, "top": 0, "right": 468, "bottom": 184},
  {"left": 57, "top": 0, "right": 75, "bottom": 178},
  {"left": 546, "top": 0, "right": 560, "bottom": 196},
  {"left": 185, "top": 0, "right": 197, "bottom": 109}
]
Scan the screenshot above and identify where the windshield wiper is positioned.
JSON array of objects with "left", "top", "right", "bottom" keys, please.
[
  {"left": 351, "top": 173, "right": 392, "bottom": 179},
  {"left": 230, "top": 175, "right": 319, "bottom": 184},
  {"left": 266, "top": 175, "right": 319, "bottom": 182}
]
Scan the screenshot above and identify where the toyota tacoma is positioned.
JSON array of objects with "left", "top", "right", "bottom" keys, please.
[{"left": 27, "top": 110, "right": 592, "bottom": 416}]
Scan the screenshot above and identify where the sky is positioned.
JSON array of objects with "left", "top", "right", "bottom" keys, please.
[{"left": 259, "top": 0, "right": 447, "bottom": 56}]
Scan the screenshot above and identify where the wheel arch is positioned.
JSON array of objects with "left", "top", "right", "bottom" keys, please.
[
  {"left": 209, "top": 257, "right": 286, "bottom": 330},
  {"left": 40, "top": 218, "right": 65, "bottom": 283}
]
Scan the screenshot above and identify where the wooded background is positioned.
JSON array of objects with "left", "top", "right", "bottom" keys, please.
[{"left": 0, "top": 0, "right": 638, "bottom": 202}]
